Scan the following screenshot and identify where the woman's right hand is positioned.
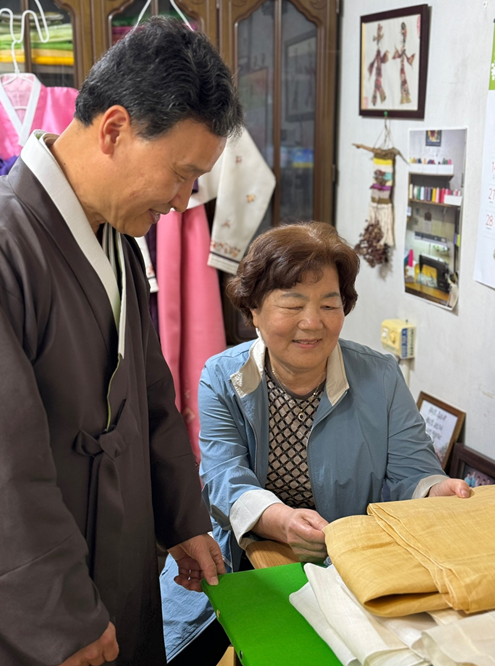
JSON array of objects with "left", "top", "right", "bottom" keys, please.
[{"left": 252, "top": 504, "right": 329, "bottom": 562}]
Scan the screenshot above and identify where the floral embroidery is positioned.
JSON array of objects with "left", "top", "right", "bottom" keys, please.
[
  {"left": 210, "top": 240, "right": 242, "bottom": 259},
  {"left": 236, "top": 156, "right": 242, "bottom": 163},
  {"left": 246, "top": 194, "right": 256, "bottom": 203},
  {"left": 221, "top": 219, "right": 231, "bottom": 228}
]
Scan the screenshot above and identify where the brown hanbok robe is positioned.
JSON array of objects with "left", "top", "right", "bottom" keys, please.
[{"left": 0, "top": 157, "right": 211, "bottom": 665}]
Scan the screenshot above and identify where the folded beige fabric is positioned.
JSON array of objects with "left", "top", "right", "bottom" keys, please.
[{"left": 324, "top": 486, "right": 495, "bottom": 617}]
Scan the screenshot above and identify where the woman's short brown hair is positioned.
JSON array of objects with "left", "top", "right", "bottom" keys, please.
[{"left": 227, "top": 222, "right": 360, "bottom": 325}]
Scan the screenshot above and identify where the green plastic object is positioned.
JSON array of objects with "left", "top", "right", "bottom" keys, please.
[{"left": 202, "top": 563, "right": 343, "bottom": 666}]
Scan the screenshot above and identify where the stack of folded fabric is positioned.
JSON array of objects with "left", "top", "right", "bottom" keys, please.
[
  {"left": 289, "top": 486, "right": 495, "bottom": 665},
  {"left": 0, "top": 13, "right": 73, "bottom": 67}
]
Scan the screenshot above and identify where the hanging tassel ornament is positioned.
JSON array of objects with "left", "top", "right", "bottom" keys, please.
[{"left": 352, "top": 115, "right": 406, "bottom": 268}]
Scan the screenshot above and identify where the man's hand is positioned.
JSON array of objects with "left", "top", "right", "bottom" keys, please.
[
  {"left": 168, "top": 533, "right": 226, "bottom": 592},
  {"left": 253, "top": 504, "right": 329, "bottom": 563},
  {"left": 428, "top": 478, "right": 471, "bottom": 498},
  {"left": 59, "top": 622, "right": 118, "bottom": 666}
]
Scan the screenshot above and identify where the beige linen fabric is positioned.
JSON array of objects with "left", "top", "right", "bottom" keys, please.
[
  {"left": 422, "top": 611, "right": 495, "bottom": 666},
  {"left": 324, "top": 486, "right": 495, "bottom": 616},
  {"left": 289, "top": 581, "right": 360, "bottom": 666},
  {"left": 299, "top": 564, "right": 429, "bottom": 666}
]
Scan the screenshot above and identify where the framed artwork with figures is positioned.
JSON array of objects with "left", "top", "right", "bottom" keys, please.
[
  {"left": 360, "top": 5, "right": 430, "bottom": 118},
  {"left": 417, "top": 392, "right": 465, "bottom": 469}
]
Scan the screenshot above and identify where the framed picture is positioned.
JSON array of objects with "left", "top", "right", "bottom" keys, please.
[
  {"left": 285, "top": 30, "right": 317, "bottom": 122},
  {"left": 450, "top": 444, "right": 495, "bottom": 487},
  {"left": 417, "top": 392, "right": 465, "bottom": 469},
  {"left": 425, "top": 129, "right": 442, "bottom": 146},
  {"left": 360, "top": 4, "right": 430, "bottom": 118}
]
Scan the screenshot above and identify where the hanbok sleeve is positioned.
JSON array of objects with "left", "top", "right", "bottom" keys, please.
[{"left": 145, "top": 316, "right": 212, "bottom": 549}]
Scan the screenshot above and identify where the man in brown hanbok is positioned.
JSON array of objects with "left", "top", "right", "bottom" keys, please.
[{"left": 0, "top": 18, "right": 243, "bottom": 666}]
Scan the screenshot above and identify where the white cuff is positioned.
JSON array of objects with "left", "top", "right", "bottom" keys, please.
[
  {"left": 412, "top": 474, "right": 448, "bottom": 499},
  {"left": 230, "top": 489, "right": 283, "bottom": 550}
]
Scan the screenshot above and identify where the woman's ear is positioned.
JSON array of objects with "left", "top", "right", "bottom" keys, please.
[{"left": 250, "top": 309, "right": 259, "bottom": 329}]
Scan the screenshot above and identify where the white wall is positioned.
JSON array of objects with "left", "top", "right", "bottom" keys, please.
[{"left": 336, "top": 0, "right": 495, "bottom": 458}]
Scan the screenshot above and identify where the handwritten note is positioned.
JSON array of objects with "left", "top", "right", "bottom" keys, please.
[{"left": 419, "top": 400, "right": 458, "bottom": 464}]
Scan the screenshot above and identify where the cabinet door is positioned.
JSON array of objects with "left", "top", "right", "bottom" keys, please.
[
  {"left": 0, "top": 1, "right": 79, "bottom": 87},
  {"left": 220, "top": 0, "right": 339, "bottom": 226}
]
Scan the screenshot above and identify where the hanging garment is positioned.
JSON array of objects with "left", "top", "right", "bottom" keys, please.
[
  {"left": 156, "top": 206, "right": 226, "bottom": 464},
  {"left": 188, "top": 127, "right": 276, "bottom": 274},
  {"left": 0, "top": 132, "right": 211, "bottom": 664},
  {"left": 324, "top": 485, "right": 495, "bottom": 617},
  {"left": 0, "top": 154, "right": 17, "bottom": 175},
  {"left": 0, "top": 75, "right": 78, "bottom": 158},
  {"left": 145, "top": 223, "right": 160, "bottom": 335}
]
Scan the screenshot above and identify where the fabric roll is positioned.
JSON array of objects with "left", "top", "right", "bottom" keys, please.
[
  {"left": 368, "top": 486, "right": 495, "bottom": 614},
  {"left": 324, "top": 514, "right": 449, "bottom": 617},
  {"left": 324, "top": 486, "right": 495, "bottom": 617}
]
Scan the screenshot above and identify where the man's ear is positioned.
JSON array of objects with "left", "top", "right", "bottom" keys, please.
[{"left": 98, "top": 106, "right": 131, "bottom": 155}]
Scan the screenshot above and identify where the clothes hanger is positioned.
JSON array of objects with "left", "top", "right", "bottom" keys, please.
[
  {"left": 0, "top": 0, "right": 49, "bottom": 95},
  {"left": 134, "top": 0, "right": 192, "bottom": 30}
]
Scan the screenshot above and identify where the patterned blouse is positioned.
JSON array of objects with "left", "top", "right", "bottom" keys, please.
[{"left": 264, "top": 362, "right": 325, "bottom": 509}]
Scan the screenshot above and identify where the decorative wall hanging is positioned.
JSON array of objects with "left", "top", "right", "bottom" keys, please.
[
  {"left": 353, "top": 116, "right": 406, "bottom": 268},
  {"left": 360, "top": 5, "right": 430, "bottom": 119}
]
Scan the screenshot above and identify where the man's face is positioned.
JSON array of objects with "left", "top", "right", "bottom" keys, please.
[{"left": 104, "top": 118, "right": 226, "bottom": 237}]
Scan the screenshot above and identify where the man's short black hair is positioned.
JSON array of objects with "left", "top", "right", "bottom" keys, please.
[{"left": 75, "top": 17, "right": 244, "bottom": 139}]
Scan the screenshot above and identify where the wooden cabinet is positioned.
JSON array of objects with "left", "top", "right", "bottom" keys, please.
[
  {"left": 219, "top": 0, "right": 338, "bottom": 227},
  {"left": 1, "top": 1, "right": 212, "bottom": 88},
  {"left": 2, "top": 0, "right": 339, "bottom": 341}
]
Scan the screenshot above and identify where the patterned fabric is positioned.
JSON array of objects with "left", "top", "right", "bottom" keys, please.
[{"left": 265, "top": 370, "right": 324, "bottom": 509}]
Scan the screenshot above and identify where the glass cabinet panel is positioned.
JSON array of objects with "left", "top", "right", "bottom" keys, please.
[
  {"left": 29, "top": 0, "right": 74, "bottom": 87},
  {"left": 0, "top": 2, "right": 24, "bottom": 75},
  {"left": 111, "top": 1, "right": 194, "bottom": 45},
  {"left": 237, "top": 0, "right": 275, "bottom": 236},
  {"left": 0, "top": 1, "right": 74, "bottom": 86},
  {"left": 280, "top": 0, "right": 316, "bottom": 223}
]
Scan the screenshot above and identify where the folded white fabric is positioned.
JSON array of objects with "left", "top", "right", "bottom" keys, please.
[
  {"left": 422, "top": 611, "right": 495, "bottom": 666},
  {"left": 300, "top": 564, "right": 429, "bottom": 666},
  {"left": 373, "top": 613, "right": 436, "bottom": 660},
  {"left": 289, "top": 582, "right": 359, "bottom": 666}
]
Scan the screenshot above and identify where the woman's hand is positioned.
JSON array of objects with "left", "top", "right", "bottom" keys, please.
[
  {"left": 252, "top": 504, "right": 329, "bottom": 562},
  {"left": 428, "top": 478, "right": 471, "bottom": 498}
]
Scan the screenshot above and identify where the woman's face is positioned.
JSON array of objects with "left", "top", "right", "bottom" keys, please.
[{"left": 251, "top": 264, "right": 345, "bottom": 377}]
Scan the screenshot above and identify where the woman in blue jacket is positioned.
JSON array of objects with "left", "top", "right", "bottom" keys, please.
[{"left": 161, "top": 222, "right": 469, "bottom": 664}]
